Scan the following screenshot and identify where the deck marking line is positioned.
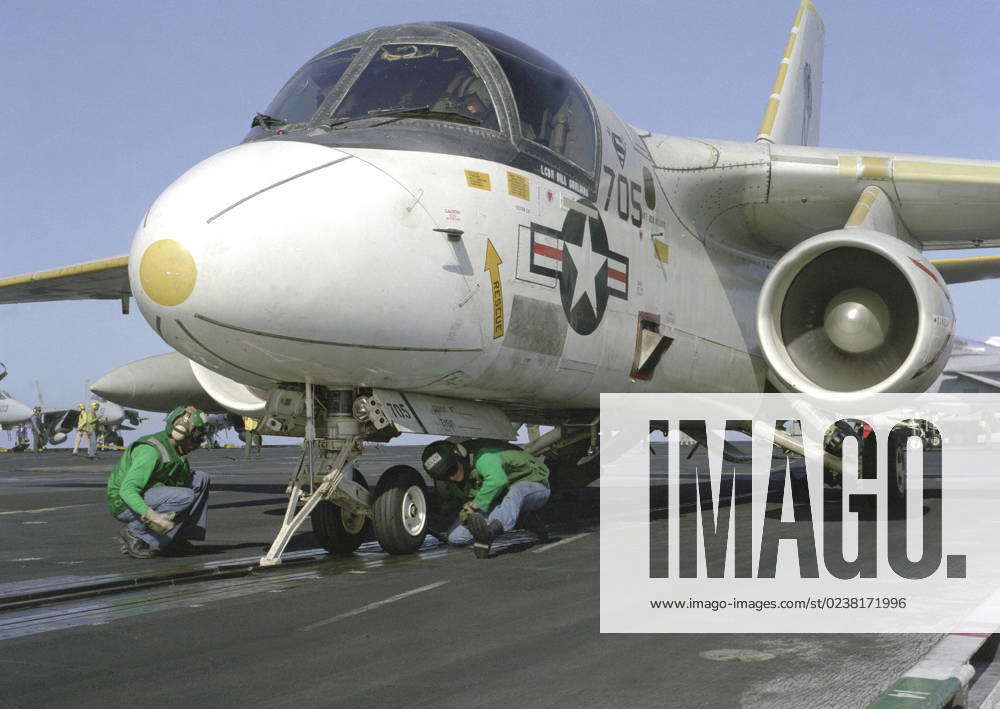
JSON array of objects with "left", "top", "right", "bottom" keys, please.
[
  {"left": 0, "top": 504, "right": 92, "bottom": 515},
  {"left": 301, "top": 581, "right": 448, "bottom": 631},
  {"left": 532, "top": 532, "right": 590, "bottom": 554}
]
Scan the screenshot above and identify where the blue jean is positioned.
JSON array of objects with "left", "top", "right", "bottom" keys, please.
[
  {"left": 115, "top": 470, "right": 210, "bottom": 550},
  {"left": 447, "top": 481, "right": 550, "bottom": 545}
]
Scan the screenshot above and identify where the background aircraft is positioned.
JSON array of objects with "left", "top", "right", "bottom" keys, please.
[
  {"left": 932, "top": 336, "right": 1000, "bottom": 393},
  {"left": 0, "top": 369, "right": 145, "bottom": 449},
  {"left": 3, "top": 3, "right": 1000, "bottom": 562},
  {"left": 29, "top": 396, "right": 143, "bottom": 449},
  {"left": 0, "top": 363, "right": 34, "bottom": 430}
]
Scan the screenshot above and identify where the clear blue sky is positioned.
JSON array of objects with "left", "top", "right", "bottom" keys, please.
[{"left": 2, "top": 0, "right": 999, "bottom": 443}]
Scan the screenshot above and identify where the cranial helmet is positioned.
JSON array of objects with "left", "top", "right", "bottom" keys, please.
[
  {"left": 459, "top": 76, "right": 490, "bottom": 107},
  {"left": 91, "top": 401, "right": 100, "bottom": 409},
  {"left": 165, "top": 405, "right": 207, "bottom": 443},
  {"left": 77, "top": 403, "right": 85, "bottom": 410},
  {"left": 421, "top": 440, "right": 469, "bottom": 481}
]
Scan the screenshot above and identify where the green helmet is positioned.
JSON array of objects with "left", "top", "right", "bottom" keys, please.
[
  {"left": 421, "top": 440, "right": 467, "bottom": 481},
  {"left": 165, "top": 405, "right": 207, "bottom": 443}
]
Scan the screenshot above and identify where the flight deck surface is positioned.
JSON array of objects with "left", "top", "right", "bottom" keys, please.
[{"left": 0, "top": 445, "right": 994, "bottom": 707}]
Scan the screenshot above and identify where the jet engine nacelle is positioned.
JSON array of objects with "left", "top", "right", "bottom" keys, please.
[{"left": 757, "top": 229, "right": 954, "bottom": 401}]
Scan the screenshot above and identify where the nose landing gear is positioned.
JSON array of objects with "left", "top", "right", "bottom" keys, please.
[{"left": 258, "top": 385, "right": 429, "bottom": 567}]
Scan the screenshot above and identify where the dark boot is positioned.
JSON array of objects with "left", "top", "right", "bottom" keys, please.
[
  {"left": 465, "top": 513, "right": 503, "bottom": 559},
  {"left": 119, "top": 527, "right": 156, "bottom": 559},
  {"left": 517, "top": 509, "right": 549, "bottom": 543}
]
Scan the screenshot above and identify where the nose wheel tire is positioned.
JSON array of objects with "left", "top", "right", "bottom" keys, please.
[
  {"left": 310, "top": 468, "right": 370, "bottom": 554},
  {"left": 373, "top": 465, "right": 428, "bottom": 555},
  {"left": 887, "top": 431, "right": 907, "bottom": 514}
]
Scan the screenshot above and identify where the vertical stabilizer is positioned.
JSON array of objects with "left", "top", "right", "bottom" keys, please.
[{"left": 756, "top": 0, "right": 825, "bottom": 146}]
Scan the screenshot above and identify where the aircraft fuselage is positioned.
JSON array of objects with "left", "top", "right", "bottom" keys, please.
[{"left": 129, "top": 24, "right": 767, "bottom": 416}]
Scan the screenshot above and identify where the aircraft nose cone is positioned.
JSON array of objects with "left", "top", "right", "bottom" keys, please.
[
  {"left": 131, "top": 140, "right": 482, "bottom": 386},
  {"left": 139, "top": 239, "right": 197, "bottom": 307},
  {"left": 4, "top": 400, "right": 33, "bottom": 423},
  {"left": 130, "top": 141, "right": 351, "bottom": 315}
]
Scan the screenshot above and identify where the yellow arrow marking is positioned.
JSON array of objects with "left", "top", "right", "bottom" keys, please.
[{"left": 484, "top": 239, "right": 504, "bottom": 339}]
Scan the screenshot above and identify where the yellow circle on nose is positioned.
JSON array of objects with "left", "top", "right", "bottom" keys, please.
[{"left": 139, "top": 239, "right": 197, "bottom": 306}]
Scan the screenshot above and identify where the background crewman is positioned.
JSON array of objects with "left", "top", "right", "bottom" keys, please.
[
  {"left": 421, "top": 438, "right": 549, "bottom": 558},
  {"left": 72, "top": 402, "right": 99, "bottom": 458},
  {"left": 107, "top": 406, "right": 210, "bottom": 558},
  {"left": 243, "top": 416, "right": 262, "bottom": 459},
  {"left": 30, "top": 406, "right": 44, "bottom": 453}
]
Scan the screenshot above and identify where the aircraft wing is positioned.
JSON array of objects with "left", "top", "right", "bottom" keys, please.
[
  {"left": 644, "top": 1, "right": 1000, "bottom": 262},
  {"left": 0, "top": 255, "right": 129, "bottom": 304},
  {"left": 644, "top": 135, "right": 1000, "bottom": 259},
  {"left": 929, "top": 255, "right": 1000, "bottom": 284},
  {"left": 41, "top": 409, "right": 76, "bottom": 431},
  {"left": 948, "top": 371, "right": 1000, "bottom": 392},
  {"left": 757, "top": 145, "right": 1000, "bottom": 252}
]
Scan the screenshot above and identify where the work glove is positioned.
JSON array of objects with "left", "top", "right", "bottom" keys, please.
[
  {"left": 458, "top": 501, "right": 478, "bottom": 525},
  {"left": 141, "top": 508, "right": 176, "bottom": 535}
]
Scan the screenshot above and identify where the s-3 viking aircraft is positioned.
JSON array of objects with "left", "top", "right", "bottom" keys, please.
[{"left": 2, "top": 5, "right": 1000, "bottom": 564}]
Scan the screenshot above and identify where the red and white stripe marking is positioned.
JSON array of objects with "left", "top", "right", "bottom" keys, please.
[{"left": 532, "top": 232, "right": 564, "bottom": 272}]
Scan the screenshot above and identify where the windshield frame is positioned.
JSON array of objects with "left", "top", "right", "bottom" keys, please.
[
  {"left": 245, "top": 45, "right": 364, "bottom": 140},
  {"left": 244, "top": 23, "right": 600, "bottom": 198},
  {"left": 439, "top": 22, "right": 601, "bottom": 183},
  {"left": 317, "top": 38, "right": 511, "bottom": 138}
]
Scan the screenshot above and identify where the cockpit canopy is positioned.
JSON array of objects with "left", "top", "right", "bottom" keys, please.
[
  {"left": 263, "top": 48, "right": 359, "bottom": 127},
  {"left": 250, "top": 22, "right": 599, "bottom": 183},
  {"left": 447, "top": 23, "right": 596, "bottom": 175}
]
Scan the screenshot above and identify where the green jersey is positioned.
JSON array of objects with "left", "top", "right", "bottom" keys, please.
[
  {"left": 106, "top": 431, "right": 192, "bottom": 516},
  {"left": 438, "top": 439, "right": 549, "bottom": 512}
]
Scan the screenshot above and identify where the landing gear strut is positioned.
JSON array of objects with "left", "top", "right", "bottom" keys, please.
[{"left": 258, "top": 385, "right": 429, "bottom": 566}]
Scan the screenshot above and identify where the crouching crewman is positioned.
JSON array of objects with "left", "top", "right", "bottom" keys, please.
[
  {"left": 106, "top": 406, "right": 210, "bottom": 558},
  {"left": 421, "top": 438, "right": 550, "bottom": 559}
]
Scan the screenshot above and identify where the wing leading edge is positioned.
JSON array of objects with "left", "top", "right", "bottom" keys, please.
[
  {"left": 929, "top": 255, "right": 1000, "bottom": 285},
  {"left": 0, "top": 255, "right": 129, "bottom": 305}
]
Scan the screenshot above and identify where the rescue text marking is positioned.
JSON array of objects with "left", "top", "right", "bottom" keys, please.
[{"left": 485, "top": 240, "right": 504, "bottom": 339}]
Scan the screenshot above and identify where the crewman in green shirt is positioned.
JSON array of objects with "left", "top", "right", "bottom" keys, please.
[
  {"left": 421, "top": 438, "right": 550, "bottom": 558},
  {"left": 107, "top": 406, "right": 210, "bottom": 558}
]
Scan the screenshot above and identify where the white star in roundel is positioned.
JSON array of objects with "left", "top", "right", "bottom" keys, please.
[{"left": 562, "top": 217, "right": 605, "bottom": 314}]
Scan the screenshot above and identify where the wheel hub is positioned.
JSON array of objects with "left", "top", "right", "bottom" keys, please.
[{"left": 401, "top": 485, "right": 427, "bottom": 535}]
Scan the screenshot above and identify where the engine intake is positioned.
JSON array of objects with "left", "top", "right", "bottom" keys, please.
[{"left": 757, "top": 229, "right": 954, "bottom": 400}]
